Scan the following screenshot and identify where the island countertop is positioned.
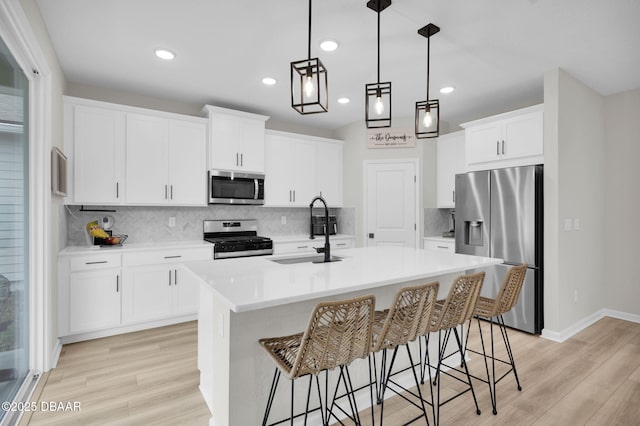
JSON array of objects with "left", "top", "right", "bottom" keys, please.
[{"left": 186, "top": 245, "right": 503, "bottom": 313}]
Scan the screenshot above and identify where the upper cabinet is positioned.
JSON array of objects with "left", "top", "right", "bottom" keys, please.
[
  {"left": 462, "top": 104, "right": 543, "bottom": 171},
  {"left": 202, "top": 105, "right": 269, "bottom": 173},
  {"left": 264, "top": 130, "right": 343, "bottom": 207},
  {"left": 126, "top": 114, "right": 207, "bottom": 205},
  {"left": 64, "top": 101, "right": 126, "bottom": 205},
  {"left": 436, "top": 131, "right": 465, "bottom": 208},
  {"left": 63, "top": 96, "right": 207, "bottom": 206}
]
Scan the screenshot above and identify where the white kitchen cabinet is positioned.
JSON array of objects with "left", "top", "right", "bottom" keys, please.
[
  {"left": 126, "top": 114, "right": 207, "bottom": 205},
  {"left": 59, "top": 244, "right": 212, "bottom": 342},
  {"left": 203, "top": 105, "right": 269, "bottom": 173},
  {"left": 265, "top": 131, "right": 317, "bottom": 206},
  {"left": 462, "top": 104, "right": 543, "bottom": 171},
  {"left": 122, "top": 247, "right": 211, "bottom": 325},
  {"left": 316, "top": 140, "right": 343, "bottom": 207},
  {"left": 272, "top": 236, "right": 355, "bottom": 255},
  {"left": 424, "top": 237, "right": 455, "bottom": 253},
  {"left": 64, "top": 99, "right": 125, "bottom": 204},
  {"left": 436, "top": 131, "right": 465, "bottom": 208},
  {"left": 60, "top": 253, "right": 123, "bottom": 335},
  {"left": 265, "top": 130, "right": 343, "bottom": 207}
]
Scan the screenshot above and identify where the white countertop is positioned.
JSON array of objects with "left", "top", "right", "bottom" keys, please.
[
  {"left": 186, "top": 246, "right": 502, "bottom": 313},
  {"left": 58, "top": 240, "right": 213, "bottom": 256}
]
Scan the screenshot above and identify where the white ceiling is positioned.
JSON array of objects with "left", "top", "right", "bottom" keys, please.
[{"left": 36, "top": 0, "right": 640, "bottom": 131}]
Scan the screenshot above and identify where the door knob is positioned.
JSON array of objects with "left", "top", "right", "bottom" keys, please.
[{"left": 368, "top": 233, "right": 375, "bottom": 239}]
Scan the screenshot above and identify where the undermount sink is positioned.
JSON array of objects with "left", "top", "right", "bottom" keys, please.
[{"left": 270, "top": 255, "right": 343, "bottom": 265}]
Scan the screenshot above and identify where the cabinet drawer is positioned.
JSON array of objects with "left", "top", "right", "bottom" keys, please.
[
  {"left": 272, "top": 241, "right": 318, "bottom": 255},
  {"left": 333, "top": 239, "right": 355, "bottom": 250},
  {"left": 424, "top": 239, "right": 455, "bottom": 253},
  {"left": 124, "top": 247, "right": 213, "bottom": 266},
  {"left": 70, "top": 253, "right": 122, "bottom": 271}
]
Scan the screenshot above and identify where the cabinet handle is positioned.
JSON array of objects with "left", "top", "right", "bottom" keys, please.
[
  {"left": 289, "top": 190, "right": 292, "bottom": 202},
  {"left": 169, "top": 270, "right": 172, "bottom": 286},
  {"left": 337, "top": 243, "right": 346, "bottom": 246},
  {"left": 165, "top": 185, "right": 168, "bottom": 199},
  {"left": 164, "top": 255, "right": 182, "bottom": 259},
  {"left": 240, "top": 153, "right": 243, "bottom": 167},
  {"left": 174, "top": 269, "right": 178, "bottom": 285},
  {"left": 85, "top": 260, "right": 107, "bottom": 265},
  {"left": 502, "top": 140, "right": 505, "bottom": 155},
  {"left": 116, "top": 182, "right": 119, "bottom": 199},
  {"left": 437, "top": 245, "right": 448, "bottom": 249},
  {"left": 170, "top": 185, "right": 173, "bottom": 200},
  {"left": 293, "top": 190, "right": 295, "bottom": 202},
  {"left": 496, "top": 141, "right": 500, "bottom": 156},
  {"left": 452, "top": 190, "right": 455, "bottom": 203},
  {"left": 116, "top": 275, "right": 120, "bottom": 292},
  {"left": 297, "top": 245, "right": 309, "bottom": 249},
  {"left": 236, "top": 153, "right": 239, "bottom": 166}
]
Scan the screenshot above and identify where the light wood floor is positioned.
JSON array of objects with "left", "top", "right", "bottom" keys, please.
[{"left": 21, "top": 316, "right": 640, "bottom": 425}]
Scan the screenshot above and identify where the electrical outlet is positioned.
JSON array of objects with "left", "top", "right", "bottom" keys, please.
[
  {"left": 564, "top": 218, "right": 573, "bottom": 231},
  {"left": 168, "top": 217, "right": 176, "bottom": 227},
  {"left": 281, "top": 215, "right": 287, "bottom": 225},
  {"left": 573, "top": 218, "right": 580, "bottom": 230}
]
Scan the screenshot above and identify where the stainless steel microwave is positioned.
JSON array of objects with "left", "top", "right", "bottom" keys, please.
[{"left": 208, "top": 170, "right": 265, "bottom": 205}]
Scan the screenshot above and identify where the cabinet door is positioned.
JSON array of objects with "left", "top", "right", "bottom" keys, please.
[
  {"left": 69, "top": 269, "right": 121, "bottom": 333},
  {"left": 291, "top": 139, "right": 316, "bottom": 206},
  {"left": 126, "top": 113, "right": 169, "bottom": 204},
  {"left": 173, "top": 266, "right": 199, "bottom": 315},
  {"left": 437, "top": 131, "right": 465, "bottom": 208},
  {"left": 73, "top": 105, "right": 125, "bottom": 204},
  {"left": 209, "top": 113, "right": 240, "bottom": 171},
  {"left": 239, "top": 119, "right": 265, "bottom": 173},
  {"left": 168, "top": 119, "right": 207, "bottom": 205},
  {"left": 502, "top": 111, "right": 543, "bottom": 160},
  {"left": 264, "top": 135, "right": 293, "bottom": 206},
  {"left": 465, "top": 122, "right": 501, "bottom": 165},
  {"left": 316, "top": 141, "right": 343, "bottom": 207},
  {"left": 123, "top": 265, "right": 173, "bottom": 324}
]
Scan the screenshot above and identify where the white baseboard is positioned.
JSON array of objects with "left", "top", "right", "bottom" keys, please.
[
  {"left": 48, "top": 338, "right": 63, "bottom": 370},
  {"left": 541, "top": 308, "right": 640, "bottom": 343}
]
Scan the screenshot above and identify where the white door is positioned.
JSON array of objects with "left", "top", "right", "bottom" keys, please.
[{"left": 365, "top": 160, "right": 417, "bottom": 247}]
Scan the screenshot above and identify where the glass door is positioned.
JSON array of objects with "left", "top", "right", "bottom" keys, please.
[{"left": 0, "top": 35, "right": 29, "bottom": 421}]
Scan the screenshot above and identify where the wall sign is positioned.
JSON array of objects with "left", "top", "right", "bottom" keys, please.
[{"left": 367, "top": 129, "right": 416, "bottom": 149}]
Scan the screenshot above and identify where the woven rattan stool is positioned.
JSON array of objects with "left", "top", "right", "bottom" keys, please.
[
  {"left": 259, "top": 294, "right": 375, "bottom": 426},
  {"left": 468, "top": 263, "right": 527, "bottom": 415},
  {"left": 370, "top": 281, "right": 439, "bottom": 425},
  {"left": 420, "top": 271, "right": 485, "bottom": 426}
]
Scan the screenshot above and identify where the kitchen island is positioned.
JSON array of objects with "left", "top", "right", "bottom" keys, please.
[{"left": 186, "top": 246, "right": 502, "bottom": 426}]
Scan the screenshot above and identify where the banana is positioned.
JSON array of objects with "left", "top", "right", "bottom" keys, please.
[{"left": 86, "top": 220, "right": 110, "bottom": 239}]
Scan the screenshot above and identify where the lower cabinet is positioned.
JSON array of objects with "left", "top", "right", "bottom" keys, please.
[
  {"left": 69, "top": 268, "right": 121, "bottom": 334},
  {"left": 273, "top": 236, "right": 355, "bottom": 255},
  {"left": 424, "top": 237, "right": 455, "bottom": 253},
  {"left": 59, "top": 245, "right": 212, "bottom": 341}
]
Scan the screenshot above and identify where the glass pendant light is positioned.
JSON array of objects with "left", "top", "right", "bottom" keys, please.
[
  {"left": 291, "top": 0, "right": 328, "bottom": 114},
  {"left": 415, "top": 23, "right": 440, "bottom": 139},
  {"left": 365, "top": 0, "right": 392, "bottom": 128}
]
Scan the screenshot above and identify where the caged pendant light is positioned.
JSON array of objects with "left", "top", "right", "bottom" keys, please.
[
  {"left": 291, "top": 0, "right": 328, "bottom": 114},
  {"left": 365, "top": 0, "right": 392, "bottom": 128},
  {"left": 415, "top": 23, "right": 440, "bottom": 139}
]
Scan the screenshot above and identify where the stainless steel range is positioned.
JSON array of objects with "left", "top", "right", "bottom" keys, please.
[{"left": 204, "top": 219, "right": 273, "bottom": 259}]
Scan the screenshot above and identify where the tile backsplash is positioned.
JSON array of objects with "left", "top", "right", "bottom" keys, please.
[
  {"left": 65, "top": 205, "right": 355, "bottom": 246},
  {"left": 424, "top": 208, "right": 454, "bottom": 237}
]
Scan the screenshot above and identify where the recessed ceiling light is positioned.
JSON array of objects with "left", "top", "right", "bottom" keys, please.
[
  {"left": 262, "top": 77, "right": 277, "bottom": 86},
  {"left": 320, "top": 40, "right": 339, "bottom": 52},
  {"left": 155, "top": 49, "right": 175, "bottom": 60},
  {"left": 337, "top": 97, "right": 350, "bottom": 104},
  {"left": 440, "top": 86, "right": 455, "bottom": 94}
]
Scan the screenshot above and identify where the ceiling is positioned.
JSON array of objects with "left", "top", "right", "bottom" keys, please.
[{"left": 36, "top": 0, "right": 640, "bottom": 131}]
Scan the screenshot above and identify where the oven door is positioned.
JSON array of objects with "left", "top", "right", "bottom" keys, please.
[{"left": 209, "top": 170, "right": 265, "bottom": 205}]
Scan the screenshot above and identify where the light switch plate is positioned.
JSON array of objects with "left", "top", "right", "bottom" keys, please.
[
  {"left": 564, "top": 218, "right": 573, "bottom": 231},
  {"left": 168, "top": 217, "right": 176, "bottom": 227}
]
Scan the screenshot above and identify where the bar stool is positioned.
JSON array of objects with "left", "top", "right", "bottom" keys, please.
[
  {"left": 259, "top": 294, "right": 375, "bottom": 426},
  {"left": 370, "top": 281, "right": 439, "bottom": 425},
  {"left": 422, "top": 271, "right": 485, "bottom": 426},
  {"left": 468, "top": 263, "right": 527, "bottom": 415}
]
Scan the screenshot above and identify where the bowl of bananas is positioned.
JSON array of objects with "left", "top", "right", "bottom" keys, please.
[{"left": 86, "top": 221, "right": 128, "bottom": 247}]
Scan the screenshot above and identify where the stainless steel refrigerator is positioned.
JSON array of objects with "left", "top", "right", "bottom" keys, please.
[{"left": 455, "top": 165, "right": 543, "bottom": 334}]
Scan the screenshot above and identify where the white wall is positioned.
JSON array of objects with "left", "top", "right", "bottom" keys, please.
[
  {"left": 604, "top": 89, "right": 640, "bottom": 315},
  {"left": 336, "top": 116, "right": 434, "bottom": 247},
  {"left": 543, "top": 68, "right": 607, "bottom": 333}
]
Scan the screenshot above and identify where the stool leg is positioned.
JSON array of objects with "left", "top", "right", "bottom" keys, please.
[
  {"left": 405, "top": 344, "right": 431, "bottom": 425},
  {"left": 475, "top": 316, "right": 496, "bottom": 415},
  {"left": 498, "top": 314, "right": 522, "bottom": 391},
  {"left": 262, "top": 368, "right": 281, "bottom": 426},
  {"left": 453, "top": 327, "right": 481, "bottom": 416}
]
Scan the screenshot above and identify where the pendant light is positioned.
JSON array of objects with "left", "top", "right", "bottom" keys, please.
[
  {"left": 365, "top": 0, "right": 392, "bottom": 128},
  {"left": 415, "top": 23, "right": 440, "bottom": 139},
  {"left": 291, "top": 0, "right": 328, "bottom": 114}
]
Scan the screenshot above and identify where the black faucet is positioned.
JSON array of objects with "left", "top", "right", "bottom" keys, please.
[{"left": 309, "top": 195, "right": 331, "bottom": 262}]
